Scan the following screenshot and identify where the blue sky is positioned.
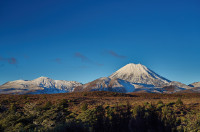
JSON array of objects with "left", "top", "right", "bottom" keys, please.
[{"left": 0, "top": 0, "right": 200, "bottom": 85}]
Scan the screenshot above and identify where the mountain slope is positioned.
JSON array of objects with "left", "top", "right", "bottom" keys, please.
[
  {"left": 109, "top": 63, "right": 170, "bottom": 87},
  {"left": 0, "top": 77, "right": 82, "bottom": 94},
  {"left": 189, "top": 82, "right": 200, "bottom": 87},
  {"left": 166, "top": 81, "right": 192, "bottom": 89},
  {"left": 74, "top": 77, "right": 135, "bottom": 93}
]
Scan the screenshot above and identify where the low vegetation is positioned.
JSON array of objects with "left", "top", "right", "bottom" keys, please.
[{"left": 0, "top": 91, "right": 200, "bottom": 131}]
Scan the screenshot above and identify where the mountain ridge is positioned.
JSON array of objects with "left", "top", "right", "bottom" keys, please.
[
  {"left": 0, "top": 63, "right": 198, "bottom": 94},
  {"left": 0, "top": 77, "right": 82, "bottom": 94},
  {"left": 74, "top": 77, "right": 135, "bottom": 93}
]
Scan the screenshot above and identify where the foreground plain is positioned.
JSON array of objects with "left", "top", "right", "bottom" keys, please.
[{"left": 0, "top": 91, "right": 200, "bottom": 131}]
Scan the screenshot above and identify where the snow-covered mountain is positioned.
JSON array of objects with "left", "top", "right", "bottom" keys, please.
[
  {"left": 0, "top": 63, "right": 198, "bottom": 94},
  {"left": 189, "top": 82, "right": 200, "bottom": 87},
  {"left": 74, "top": 77, "right": 135, "bottom": 93},
  {"left": 172, "top": 87, "right": 200, "bottom": 93},
  {"left": 72, "top": 74, "right": 191, "bottom": 93},
  {"left": 109, "top": 63, "right": 171, "bottom": 87},
  {"left": 0, "top": 77, "right": 82, "bottom": 94},
  {"left": 167, "top": 81, "right": 191, "bottom": 89}
]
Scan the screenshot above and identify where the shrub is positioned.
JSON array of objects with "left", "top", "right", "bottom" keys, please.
[
  {"left": 132, "top": 105, "right": 143, "bottom": 117},
  {"left": 77, "top": 109, "right": 97, "bottom": 126},
  {"left": 176, "top": 98, "right": 183, "bottom": 106},
  {"left": 157, "top": 100, "right": 164, "bottom": 105},
  {"left": 58, "top": 99, "right": 68, "bottom": 110},
  {"left": 43, "top": 101, "right": 52, "bottom": 110},
  {"left": 9, "top": 103, "right": 17, "bottom": 112},
  {"left": 167, "top": 102, "right": 175, "bottom": 106},
  {"left": 81, "top": 103, "right": 88, "bottom": 111},
  {"left": 0, "top": 105, "right": 6, "bottom": 113}
]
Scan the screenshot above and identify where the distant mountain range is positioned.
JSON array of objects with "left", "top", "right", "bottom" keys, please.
[
  {"left": 0, "top": 63, "right": 200, "bottom": 94},
  {"left": 0, "top": 77, "right": 82, "bottom": 94}
]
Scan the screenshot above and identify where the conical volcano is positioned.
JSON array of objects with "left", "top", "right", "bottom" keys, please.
[{"left": 109, "top": 63, "right": 171, "bottom": 87}]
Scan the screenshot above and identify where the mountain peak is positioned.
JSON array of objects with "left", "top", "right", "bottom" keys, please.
[
  {"left": 126, "top": 63, "right": 143, "bottom": 66},
  {"left": 109, "top": 63, "right": 170, "bottom": 87},
  {"left": 33, "top": 76, "right": 51, "bottom": 81},
  {"left": 36, "top": 76, "right": 49, "bottom": 79},
  {"left": 125, "top": 63, "right": 144, "bottom": 68},
  {"left": 127, "top": 63, "right": 142, "bottom": 65},
  {"left": 110, "top": 63, "right": 148, "bottom": 77}
]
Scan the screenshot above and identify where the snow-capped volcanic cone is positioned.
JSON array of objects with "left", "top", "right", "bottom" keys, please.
[
  {"left": 109, "top": 63, "right": 171, "bottom": 87},
  {"left": 0, "top": 77, "right": 82, "bottom": 94},
  {"left": 74, "top": 63, "right": 172, "bottom": 93}
]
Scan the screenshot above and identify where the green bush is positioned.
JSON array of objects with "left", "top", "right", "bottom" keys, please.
[
  {"left": 157, "top": 100, "right": 164, "bottom": 105},
  {"left": 81, "top": 103, "right": 88, "bottom": 111},
  {"left": 9, "top": 103, "right": 17, "bottom": 112},
  {"left": 176, "top": 98, "right": 183, "bottom": 106},
  {"left": 43, "top": 101, "right": 52, "bottom": 110}
]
